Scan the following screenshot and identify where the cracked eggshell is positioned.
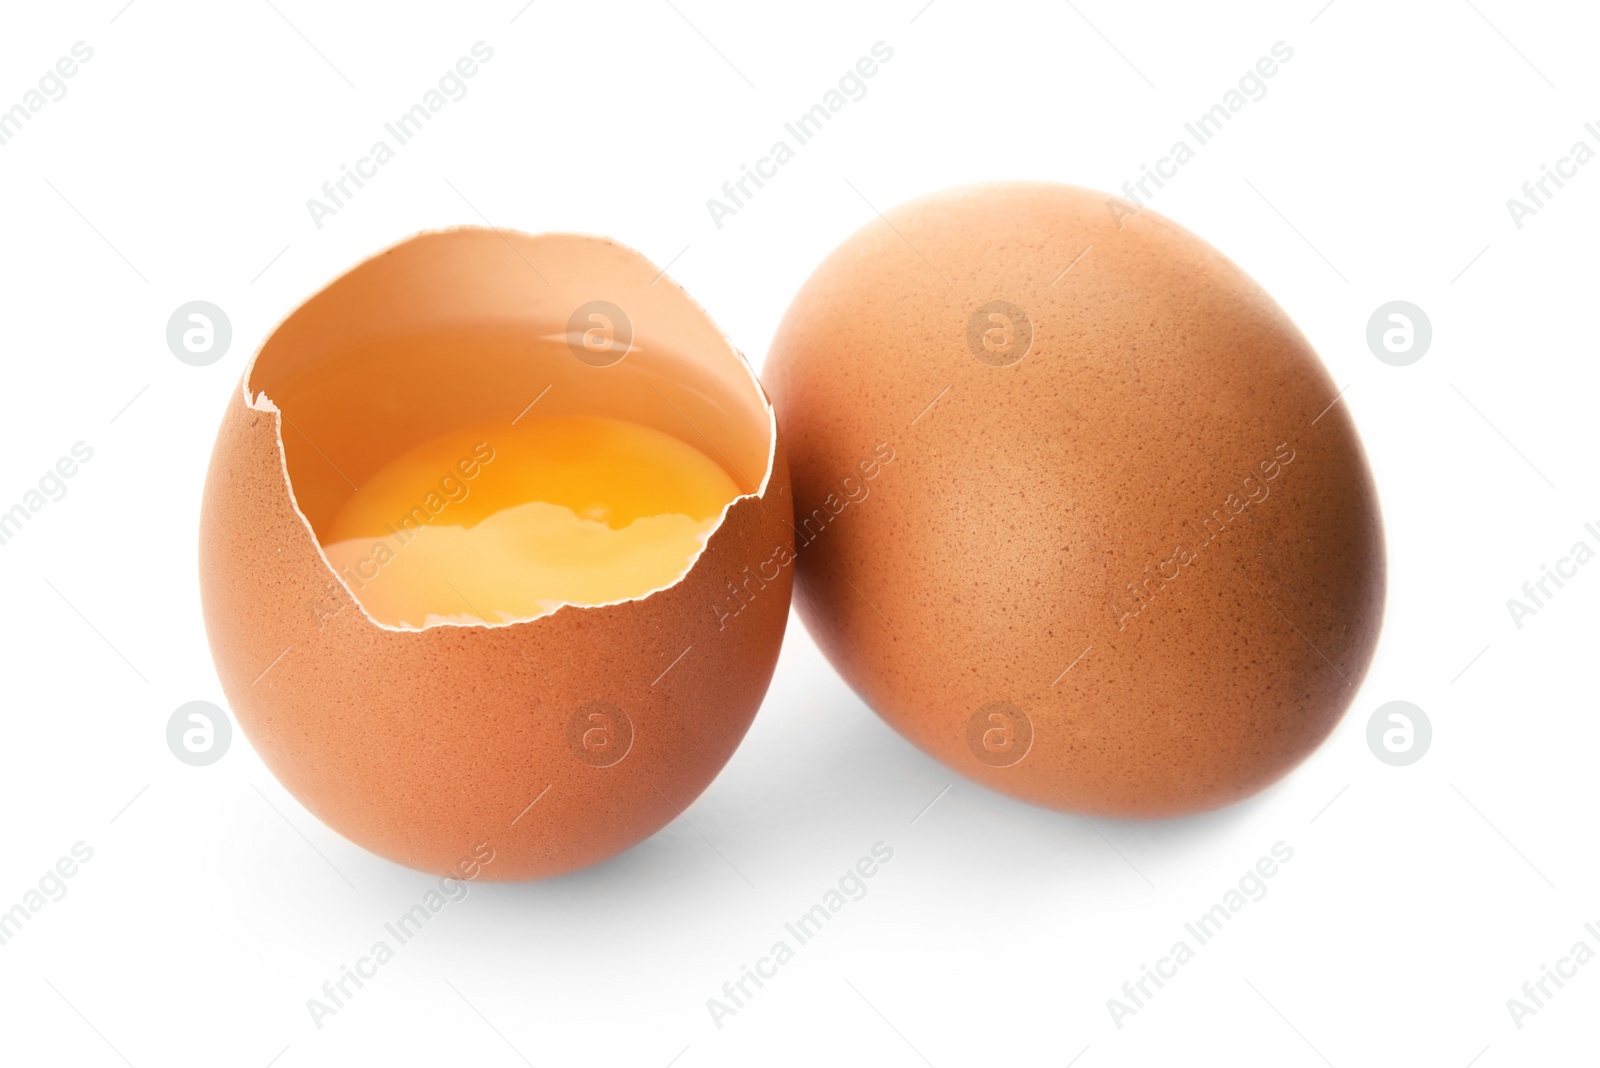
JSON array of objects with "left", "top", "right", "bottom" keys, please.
[
  {"left": 764, "top": 181, "right": 1385, "bottom": 818},
  {"left": 199, "top": 228, "right": 792, "bottom": 880}
]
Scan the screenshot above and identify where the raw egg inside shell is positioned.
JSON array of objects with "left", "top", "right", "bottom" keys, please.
[{"left": 200, "top": 228, "right": 793, "bottom": 880}]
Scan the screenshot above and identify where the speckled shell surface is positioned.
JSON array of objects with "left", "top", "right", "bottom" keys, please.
[
  {"left": 199, "top": 230, "right": 793, "bottom": 880},
  {"left": 763, "top": 182, "right": 1385, "bottom": 817}
]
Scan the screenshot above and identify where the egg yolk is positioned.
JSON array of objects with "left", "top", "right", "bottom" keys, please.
[{"left": 320, "top": 415, "right": 741, "bottom": 628}]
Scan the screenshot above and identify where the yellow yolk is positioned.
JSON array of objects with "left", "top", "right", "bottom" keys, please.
[{"left": 321, "top": 415, "right": 742, "bottom": 628}]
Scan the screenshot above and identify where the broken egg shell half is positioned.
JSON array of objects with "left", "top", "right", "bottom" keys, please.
[{"left": 199, "top": 227, "right": 793, "bottom": 881}]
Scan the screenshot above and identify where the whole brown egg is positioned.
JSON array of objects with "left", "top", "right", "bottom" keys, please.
[{"left": 763, "top": 182, "right": 1385, "bottom": 817}]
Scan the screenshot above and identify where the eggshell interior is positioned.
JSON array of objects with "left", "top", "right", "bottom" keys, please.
[
  {"left": 200, "top": 228, "right": 793, "bottom": 879},
  {"left": 764, "top": 182, "right": 1385, "bottom": 817}
]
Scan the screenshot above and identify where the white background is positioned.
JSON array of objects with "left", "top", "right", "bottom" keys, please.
[{"left": 1, "top": 1, "right": 1596, "bottom": 1065}]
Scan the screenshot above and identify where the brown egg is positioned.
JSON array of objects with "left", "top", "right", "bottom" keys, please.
[
  {"left": 200, "top": 228, "right": 792, "bottom": 880},
  {"left": 764, "top": 182, "right": 1385, "bottom": 817}
]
